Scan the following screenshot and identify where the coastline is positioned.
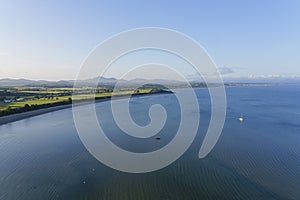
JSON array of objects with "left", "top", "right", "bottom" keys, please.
[{"left": 0, "top": 91, "right": 172, "bottom": 126}]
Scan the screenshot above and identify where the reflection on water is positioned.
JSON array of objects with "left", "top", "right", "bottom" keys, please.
[{"left": 0, "top": 86, "right": 300, "bottom": 200}]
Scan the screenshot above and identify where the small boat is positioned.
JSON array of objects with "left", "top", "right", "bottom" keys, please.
[
  {"left": 239, "top": 113, "right": 244, "bottom": 122},
  {"left": 155, "top": 137, "right": 161, "bottom": 140}
]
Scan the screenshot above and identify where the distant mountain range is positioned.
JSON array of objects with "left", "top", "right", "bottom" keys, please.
[
  {"left": 0, "top": 78, "right": 75, "bottom": 87},
  {"left": 0, "top": 77, "right": 185, "bottom": 88},
  {"left": 0, "top": 76, "right": 299, "bottom": 88},
  {"left": 223, "top": 76, "right": 300, "bottom": 84}
]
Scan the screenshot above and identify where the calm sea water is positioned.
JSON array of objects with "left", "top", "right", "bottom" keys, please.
[{"left": 0, "top": 85, "right": 299, "bottom": 200}]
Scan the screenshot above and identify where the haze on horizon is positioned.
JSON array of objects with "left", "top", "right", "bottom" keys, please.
[{"left": 0, "top": 0, "right": 300, "bottom": 81}]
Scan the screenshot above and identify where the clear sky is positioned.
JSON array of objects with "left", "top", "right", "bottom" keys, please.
[{"left": 0, "top": 0, "right": 299, "bottom": 80}]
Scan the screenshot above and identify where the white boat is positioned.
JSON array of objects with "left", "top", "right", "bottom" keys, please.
[{"left": 239, "top": 113, "right": 244, "bottom": 122}]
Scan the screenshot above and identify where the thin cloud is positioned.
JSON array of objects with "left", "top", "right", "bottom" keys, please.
[
  {"left": 231, "top": 66, "right": 248, "bottom": 70},
  {"left": 217, "top": 66, "right": 234, "bottom": 75}
]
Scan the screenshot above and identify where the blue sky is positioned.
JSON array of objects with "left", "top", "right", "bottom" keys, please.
[{"left": 0, "top": 0, "right": 299, "bottom": 80}]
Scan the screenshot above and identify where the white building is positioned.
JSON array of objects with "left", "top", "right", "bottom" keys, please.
[{"left": 3, "top": 99, "right": 15, "bottom": 103}]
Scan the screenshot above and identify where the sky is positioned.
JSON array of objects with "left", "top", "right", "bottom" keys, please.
[{"left": 0, "top": 0, "right": 299, "bottom": 80}]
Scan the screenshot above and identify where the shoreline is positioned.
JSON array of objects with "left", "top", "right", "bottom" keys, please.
[
  {"left": 0, "top": 84, "right": 273, "bottom": 126},
  {"left": 0, "top": 91, "right": 171, "bottom": 126}
]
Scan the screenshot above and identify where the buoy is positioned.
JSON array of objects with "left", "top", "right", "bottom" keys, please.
[{"left": 239, "top": 113, "right": 244, "bottom": 122}]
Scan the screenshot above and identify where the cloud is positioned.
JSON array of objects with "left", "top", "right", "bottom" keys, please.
[
  {"left": 231, "top": 66, "right": 247, "bottom": 70},
  {"left": 217, "top": 66, "right": 234, "bottom": 75}
]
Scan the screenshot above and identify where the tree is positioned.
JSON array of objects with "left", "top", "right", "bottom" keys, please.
[{"left": 24, "top": 104, "right": 30, "bottom": 111}]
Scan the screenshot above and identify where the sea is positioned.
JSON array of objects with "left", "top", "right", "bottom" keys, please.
[{"left": 0, "top": 85, "right": 299, "bottom": 200}]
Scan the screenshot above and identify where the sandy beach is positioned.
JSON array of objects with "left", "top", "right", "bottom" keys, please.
[{"left": 0, "top": 104, "right": 74, "bottom": 126}]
